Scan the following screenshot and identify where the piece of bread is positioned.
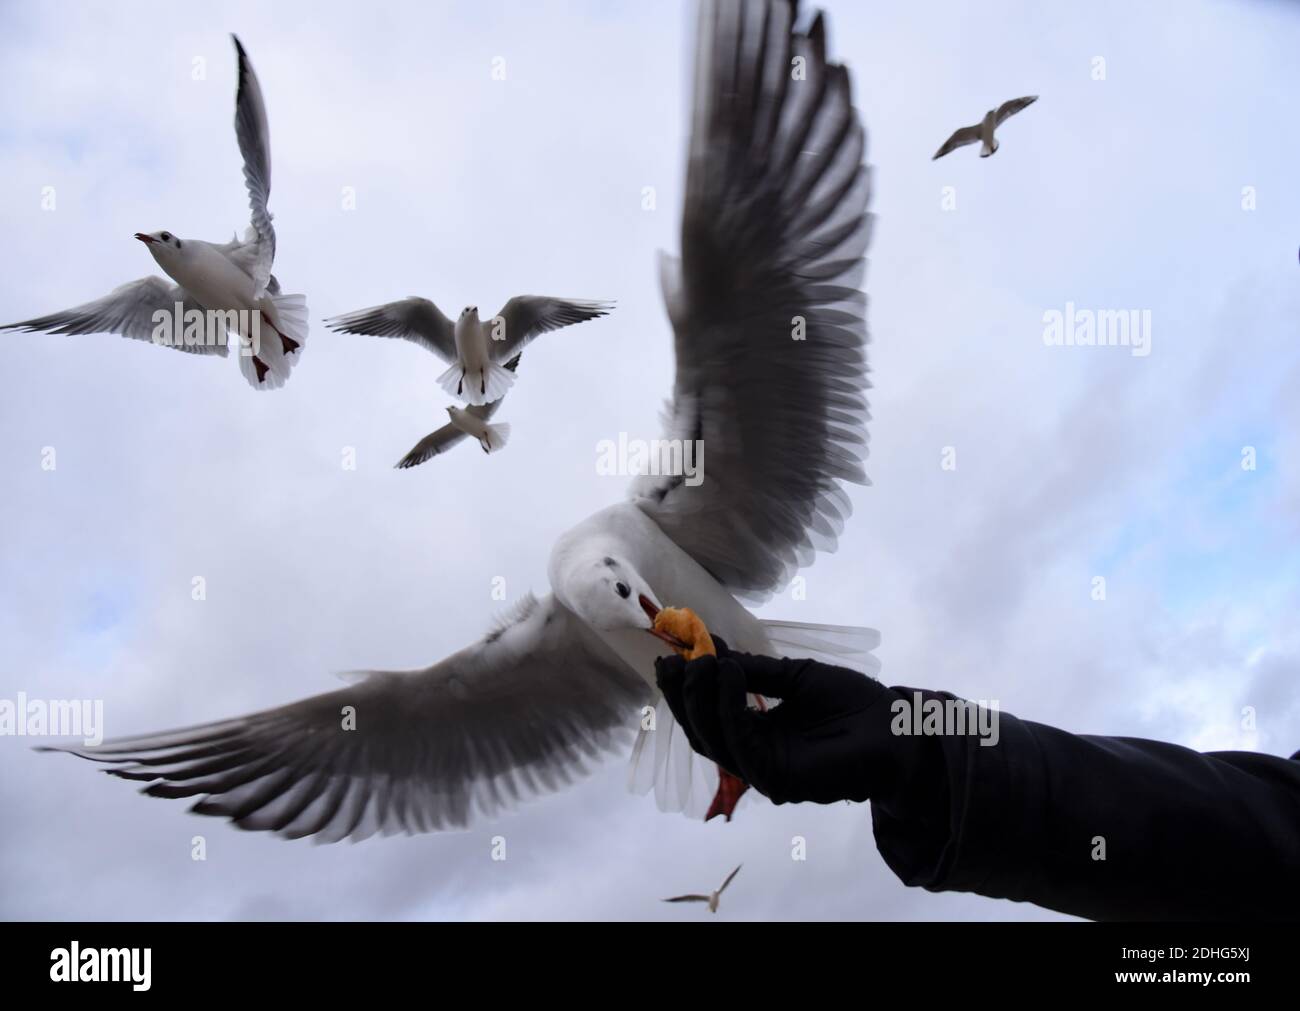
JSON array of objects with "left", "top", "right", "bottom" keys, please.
[{"left": 652, "top": 606, "right": 715, "bottom": 660}]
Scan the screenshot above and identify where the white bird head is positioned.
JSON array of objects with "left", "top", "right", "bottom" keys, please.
[
  {"left": 459, "top": 305, "right": 480, "bottom": 322},
  {"left": 135, "top": 230, "right": 185, "bottom": 265},
  {"left": 565, "top": 554, "right": 667, "bottom": 640}
]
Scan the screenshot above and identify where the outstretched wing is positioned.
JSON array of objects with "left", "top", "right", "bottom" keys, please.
[
  {"left": 718, "top": 863, "right": 743, "bottom": 893},
  {"left": 631, "top": 0, "right": 872, "bottom": 602},
  {"left": 663, "top": 895, "right": 711, "bottom": 904},
  {"left": 487, "top": 296, "right": 612, "bottom": 361},
  {"left": 1, "top": 277, "right": 224, "bottom": 356},
  {"left": 396, "top": 355, "right": 521, "bottom": 469},
  {"left": 931, "top": 124, "right": 980, "bottom": 160},
  {"left": 42, "top": 594, "right": 651, "bottom": 841},
  {"left": 326, "top": 297, "right": 459, "bottom": 364},
  {"left": 994, "top": 94, "right": 1038, "bottom": 126},
  {"left": 231, "top": 35, "right": 275, "bottom": 292},
  {"left": 395, "top": 426, "right": 473, "bottom": 469}
]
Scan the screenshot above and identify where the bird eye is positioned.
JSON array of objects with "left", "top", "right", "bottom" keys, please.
[
  {"left": 615, "top": 582, "right": 631, "bottom": 599},
  {"left": 161, "top": 232, "right": 170, "bottom": 241}
]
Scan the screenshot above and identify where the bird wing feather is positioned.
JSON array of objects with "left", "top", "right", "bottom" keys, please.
[
  {"left": 1, "top": 276, "right": 225, "bottom": 356},
  {"left": 43, "top": 594, "right": 651, "bottom": 841},
  {"left": 632, "top": 0, "right": 872, "bottom": 602}
]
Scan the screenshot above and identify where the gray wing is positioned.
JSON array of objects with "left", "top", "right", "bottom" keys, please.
[
  {"left": 396, "top": 355, "right": 520, "bottom": 469},
  {"left": 488, "top": 296, "right": 612, "bottom": 361},
  {"left": 231, "top": 35, "right": 275, "bottom": 279},
  {"left": 994, "top": 95, "right": 1038, "bottom": 126},
  {"left": 326, "top": 297, "right": 458, "bottom": 364},
  {"left": 396, "top": 423, "right": 473, "bottom": 469},
  {"left": 663, "top": 895, "right": 711, "bottom": 903},
  {"left": 41, "top": 594, "right": 651, "bottom": 842},
  {"left": 631, "top": 0, "right": 872, "bottom": 602},
  {"left": 931, "top": 124, "right": 981, "bottom": 160},
  {"left": 1, "top": 277, "right": 226, "bottom": 356},
  {"left": 718, "top": 863, "right": 742, "bottom": 893}
]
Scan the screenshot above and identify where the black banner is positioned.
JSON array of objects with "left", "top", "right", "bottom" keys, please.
[{"left": 0, "top": 921, "right": 1285, "bottom": 996}]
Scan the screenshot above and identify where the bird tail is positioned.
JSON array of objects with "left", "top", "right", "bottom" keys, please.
[
  {"left": 265, "top": 292, "right": 308, "bottom": 377},
  {"left": 759, "top": 620, "right": 882, "bottom": 678},
  {"left": 235, "top": 313, "right": 285, "bottom": 391},
  {"left": 438, "top": 360, "right": 516, "bottom": 406},
  {"left": 628, "top": 696, "right": 718, "bottom": 818},
  {"left": 268, "top": 292, "right": 309, "bottom": 362},
  {"left": 239, "top": 293, "right": 308, "bottom": 390},
  {"left": 478, "top": 423, "right": 511, "bottom": 454}
]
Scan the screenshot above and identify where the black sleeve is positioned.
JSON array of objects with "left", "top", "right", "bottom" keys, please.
[{"left": 870, "top": 690, "right": 1300, "bottom": 921}]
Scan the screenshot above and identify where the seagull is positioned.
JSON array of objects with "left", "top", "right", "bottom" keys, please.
[
  {"left": 326, "top": 296, "right": 609, "bottom": 407},
  {"left": 664, "top": 865, "right": 742, "bottom": 914},
  {"left": 42, "top": 0, "right": 881, "bottom": 841},
  {"left": 932, "top": 95, "right": 1038, "bottom": 160},
  {"left": 2, "top": 36, "right": 307, "bottom": 390},
  {"left": 396, "top": 354, "right": 521, "bottom": 468}
]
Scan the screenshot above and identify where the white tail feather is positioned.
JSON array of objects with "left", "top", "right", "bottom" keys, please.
[
  {"left": 239, "top": 293, "right": 307, "bottom": 390},
  {"left": 438, "top": 360, "right": 516, "bottom": 406},
  {"left": 479, "top": 422, "right": 511, "bottom": 454},
  {"left": 236, "top": 322, "right": 285, "bottom": 391},
  {"left": 269, "top": 292, "right": 308, "bottom": 362},
  {"left": 760, "top": 620, "right": 882, "bottom": 677},
  {"left": 628, "top": 696, "right": 716, "bottom": 818}
]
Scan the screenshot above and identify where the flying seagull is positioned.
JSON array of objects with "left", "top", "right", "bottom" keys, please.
[
  {"left": 663, "top": 865, "right": 743, "bottom": 914},
  {"left": 326, "top": 297, "right": 609, "bottom": 407},
  {"left": 2, "top": 37, "right": 308, "bottom": 390},
  {"left": 932, "top": 95, "right": 1038, "bottom": 160},
  {"left": 42, "top": 0, "right": 881, "bottom": 841},
  {"left": 396, "top": 354, "right": 521, "bottom": 468}
]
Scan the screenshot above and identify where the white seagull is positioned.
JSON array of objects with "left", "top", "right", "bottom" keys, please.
[
  {"left": 2, "top": 36, "right": 308, "bottom": 390},
  {"left": 326, "top": 296, "right": 609, "bottom": 407},
  {"left": 664, "top": 865, "right": 743, "bottom": 914},
  {"left": 396, "top": 354, "right": 521, "bottom": 468},
  {"left": 932, "top": 95, "right": 1038, "bottom": 160},
  {"left": 43, "top": 0, "right": 881, "bottom": 841}
]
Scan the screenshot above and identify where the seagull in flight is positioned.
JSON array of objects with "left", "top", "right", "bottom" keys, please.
[
  {"left": 326, "top": 296, "right": 609, "bottom": 407},
  {"left": 43, "top": 0, "right": 881, "bottom": 841},
  {"left": 396, "top": 354, "right": 521, "bottom": 468},
  {"left": 664, "top": 865, "right": 743, "bottom": 914},
  {"left": 932, "top": 95, "right": 1038, "bottom": 160},
  {"left": 2, "top": 36, "right": 308, "bottom": 390}
]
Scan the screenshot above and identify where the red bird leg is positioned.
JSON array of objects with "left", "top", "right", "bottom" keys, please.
[
  {"left": 703, "top": 694, "right": 768, "bottom": 822},
  {"left": 706, "top": 768, "right": 749, "bottom": 822}
]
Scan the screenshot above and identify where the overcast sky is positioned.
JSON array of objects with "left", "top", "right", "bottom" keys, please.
[{"left": 1, "top": 0, "right": 1298, "bottom": 921}]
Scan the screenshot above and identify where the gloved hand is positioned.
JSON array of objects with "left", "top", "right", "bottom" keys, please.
[{"left": 654, "top": 637, "right": 947, "bottom": 820}]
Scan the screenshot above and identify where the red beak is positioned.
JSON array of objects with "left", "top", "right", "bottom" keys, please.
[
  {"left": 641, "top": 594, "right": 689, "bottom": 650},
  {"left": 134, "top": 233, "right": 155, "bottom": 244}
]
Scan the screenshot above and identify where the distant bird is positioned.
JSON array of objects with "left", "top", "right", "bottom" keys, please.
[
  {"left": 932, "top": 95, "right": 1038, "bottom": 160},
  {"left": 663, "top": 865, "right": 743, "bottom": 914},
  {"left": 396, "top": 354, "right": 521, "bottom": 468},
  {"left": 42, "top": 0, "right": 881, "bottom": 841},
  {"left": 2, "top": 37, "right": 308, "bottom": 390},
  {"left": 326, "top": 296, "right": 610, "bottom": 407}
]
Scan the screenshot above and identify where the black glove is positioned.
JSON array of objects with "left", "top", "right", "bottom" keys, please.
[{"left": 655, "top": 639, "right": 947, "bottom": 820}]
